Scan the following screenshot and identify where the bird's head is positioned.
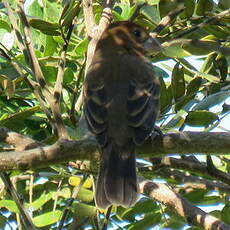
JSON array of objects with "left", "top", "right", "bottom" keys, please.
[{"left": 98, "top": 21, "right": 162, "bottom": 55}]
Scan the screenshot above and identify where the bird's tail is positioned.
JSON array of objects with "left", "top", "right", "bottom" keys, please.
[{"left": 95, "top": 141, "right": 138, "bottom": 209}]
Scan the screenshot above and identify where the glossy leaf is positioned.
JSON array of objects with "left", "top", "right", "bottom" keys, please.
[
  {"left": 33, "top": 210, "right": 62, "bottom": 227},
  {"left": 77, "top": 188, "right": 94, "bottom": 203},
  {"left": 222, "top": 204, "right": 230, "bottom": 224},
  {"left": 196, "top": 0, "right": 213, "bottom": 16},
  {"left": 193, "top": 91, "right": 230, "bottom": 110},
  {"left": 127, "top": 213, "right": 161, "bottom": 230},
  {"left": 0, "top": 200, "right": 19, "bottom": 213},
  {"left": 218, "top": 0, "right": 230, "bottom": 10},
  {"left": 185, "top": 110, "right": 219, "bottom": 127},
  {"left": 171, "top": 63, "right": 185, "bottom": 101},
  {"left": 186, "top": 77, "right": 203, "bottom": 95},
  {"left": 0, "top": 19, "right": 11, "bottom": 32},
  {"left": 72, "top": 203, "right": 97, "bottom": 217}
]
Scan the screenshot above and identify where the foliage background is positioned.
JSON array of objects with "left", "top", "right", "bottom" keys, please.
[{"left": 0, "top": 0, "right": 230, "bottom": 229}]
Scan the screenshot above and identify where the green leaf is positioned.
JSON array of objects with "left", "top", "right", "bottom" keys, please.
[
  {"left": 215, "top": 55, "right": 228, "bottom": 81},
  {"left": 186, "top": 227, "right": 202, "bottom": 230},
  {"left": 27, "top": 0, "right": 43, "bottom": 19},
  {"left": 119, "top": 199, "right": 158, "bottom": 221},
  {"left": 160, "top": 77, "right": 171, "bottom": 113},
  {"left": 60, "top": 1, "right": 81, "bottom": 29},
  {"left": 44, "top": 36, "right": 58, "bottom": 57},
  {"left": 187, "top": 77, "right": 203, "bottom": 95},
  {"left": 163, "top": 45, "right": 189, "bottom": 58},
  {"left": 222, "top": 204, "right": 230, "bottom": 224},
  {"left": 141, "top": 5, "right": 161, "bottom": 24},
  {"left": 0, "top": 215, "right": 7, "bottom": 228},
  {"left": 218, "top": 0, "right": 230, "bottom": 10},
  {"left": 75, "top": 38, "right": 89, "bottom": 57},
  {"left": 72, "top": 203, "right": 97, "bottom": 218},
  {"left": 204, "top": 25, "right": 230, "bottom": 39},
  {"left": 30, "top": 192, "right": 53, "bottom": 211},
  {"left": 56, "top": 187, "right": 71, "bottom": 199},
  {"left": 63, "top": 67, "right": 74, "bottom": 84},
  {"left": 0, "top": 66, "right": 20, "bottom": 80},
  {"left": 148, "top": 0, "right": 160, "bottom": 4},
  {"left": 201, "top": 196, "right": 222, "bottom": 205},
  {"left": 127, "top": 213, "right": 161, "bottom": 230},
  {"left": 159, "top": 0, "right": 184, "bottom": 18},
  {"left": 171, "top": 63, "right": 185, "bottom": 101},
  {"left": 209, "top": 210, "right": 222, "bottom": 219},
  {"left": 193, "top": 91, "right": 230, "bottom": 110},
  {"left": 45, "top": 1, "right": 62, "bottom": 22},
  {"left": 196, "top": 0, "right": 213, "bottom": 16},
  {"left": 77, "top": 188, "right": 94, "bottom": 203},
  {"left": 113, "top": 3, "right": 136, "bottom": 20},
  {"left": 180, "top": 0, "right": 195, "bottom": 18},
  {"left": 183, "top": 189, "right": 207, "bottom": 203},
  {"left": 0, "top": 19, "right": 11, "bottom": 32},
  {"left": 33, "top": 210, "right": 62, "bottom": 227},
  {"left": 185, "top": 110, "right": 219, "bottom": 127},
  {"left": 41, "top": 65, "right": 57, "bottom": 83},
  {"left": 195, "top": 71, "right": 219, "bottom": 83},
  {"left": 163, "top": 110, "right": 186, "bottom": 129},
  {"left": 0, "top": 200, "right": 19, "bottom": 213},
  {"left": 29, "top": 19, "right": 59, "bottom": 31},
  {"left": 0, "top": 105, "right": 41, "bottom": 124},
  {"left": 162, "top": 215, "right": 185, "bottom": 229},
  {"left": 200, "top": 53, "right": 215, "bottom": 74},
  {"left": 182, "top": 40, "right": 219, "bottom": 56},
  {"left": 175, "top": 96, "right": 197, "bottom": 112},
  {"left": 29, "top": 19, "right": 60, "bottom": 36}
]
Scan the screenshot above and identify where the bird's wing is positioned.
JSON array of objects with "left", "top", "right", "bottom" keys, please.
[
  {"left": 127, "top": 64, "right": 160, "bottom": 145},
  {"left": 83, "top": 65, "right": 108, "bottom": 146}
]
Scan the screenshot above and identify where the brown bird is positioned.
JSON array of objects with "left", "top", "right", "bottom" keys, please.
[{"left": 83, "top": 21, "right": 161, "bottom": 209}]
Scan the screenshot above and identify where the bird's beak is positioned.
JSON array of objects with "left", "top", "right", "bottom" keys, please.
[{"left": 143, "top": 37, "right": 162, "bottom": 54}]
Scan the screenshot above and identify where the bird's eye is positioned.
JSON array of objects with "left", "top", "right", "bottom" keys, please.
[{"left": 133, "top": 29, "right": 141, "bottom": 38}]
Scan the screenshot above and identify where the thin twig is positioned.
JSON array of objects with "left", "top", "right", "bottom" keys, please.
[
  {"left": 207, "top": 155, "right": 230, "bottom": 185},
  {"left": 70, "top": 58, "right": 86, "bottom": 125},
  {"left": 2, "top": 1, "right": 29, "bottom": 61},
  {"left": 83, "top": 0, "right": 96, "bottom": 38},
  {"left": 148, "top": 167, "right": 230, "bottom": 193},
  {"left": 78, "top": 0, "right": 115, "bottom": 111},
  {"left": 17, "top": 4, "right": 48, "bottom": 91},
  {"left": 102, "top": 206, "right": 112, "bottom": 230},
  {"left": 174, "top": 8, "right": 230, "bottom": 39},
  {"left": 0, "top": 172, "right": 36, "bottom": 230},
  {"left": 152, "top": 7, "right": 185, "bottom": 37},
  {"left": 150, "top": 156, "right": 230, "bottom": 185},
  {"left": 54, "top": 23, "right": 74, "bottom": 100},
  {"left": 58, "top": 175, "right": 88, "bottom": 230},
  {"left": 16, "top": 3, "right": 69, "bottom": 139},
  {"left": 162, "top": 39, "right": 230, "bottom": 55}
]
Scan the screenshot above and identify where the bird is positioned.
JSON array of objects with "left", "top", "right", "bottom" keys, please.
[{"left": 83, "top": 21, "right": 161, "bottom": 209}]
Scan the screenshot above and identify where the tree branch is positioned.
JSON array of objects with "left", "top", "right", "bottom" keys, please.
[
  {"left": 77, "top": 0, "right": 114, "bottom": 111},
  {"left": 0, "top": 131, "right": 230, "bottom": 172},
  {"left": 0, "top": 172, "right": 36, "bottom": 230},
  {"left": 156, "top": 168, "right": 230, "bottom": 193},
  {"left": 150, "top": 156, "right": 230, "bottom": 185},
  {"left": 139, "top": 179, "right": 230, "bottom": 230},
  {"left": 0, "top": 127, "right": 42, "bottom": 151},
  {"left": 83, "top": 0, "right": 96, "bottom": 38},
  {"left": 16, "top": 3, "right": 69, "bottom": 139}
]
